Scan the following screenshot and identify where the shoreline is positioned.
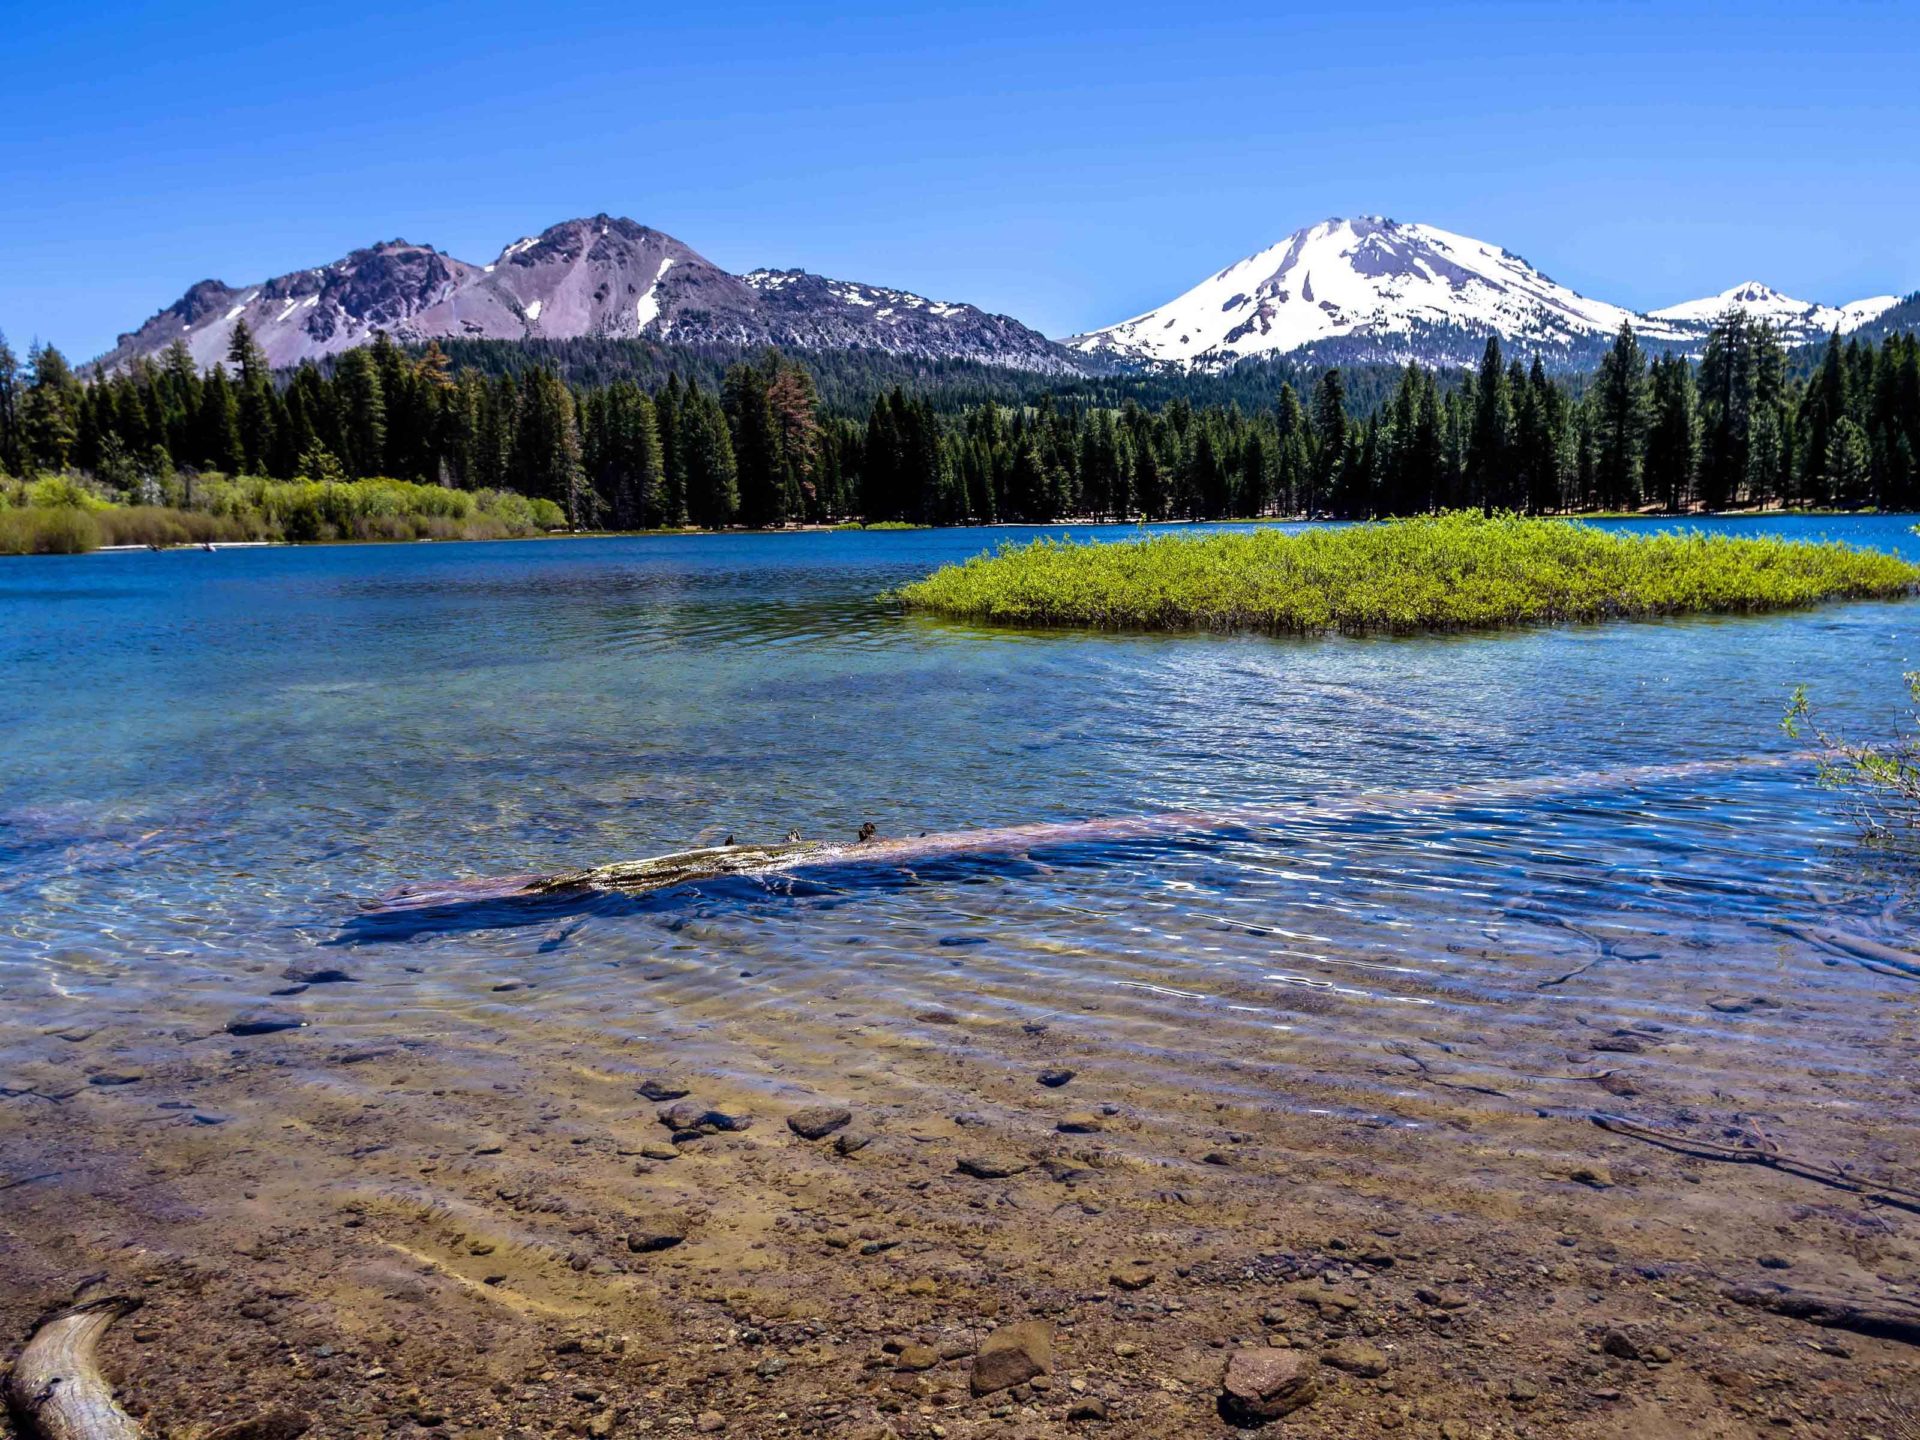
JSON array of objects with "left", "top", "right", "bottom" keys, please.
[{"left": 12, "top": 507, "right": 1919, "bottom": 561}]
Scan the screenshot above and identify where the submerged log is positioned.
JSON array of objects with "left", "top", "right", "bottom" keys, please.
[
  {"left": 1724, "top": 1281, "right": 1920, "bottom": 1347},
  {"left": 364, "top": 755, "right": 1789, "bottom": 917},
  {"left": 6, "top": 1298, "right": 146, "bottom": 1440}
]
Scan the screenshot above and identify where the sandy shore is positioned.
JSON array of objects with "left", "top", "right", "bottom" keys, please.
[{"left": 3, "top": 900, "right": 1918, "bottom": 1440}]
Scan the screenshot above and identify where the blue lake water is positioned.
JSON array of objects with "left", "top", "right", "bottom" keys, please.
[{"left": 2, "top": 515, "right": 1917, "bottom": 1108}]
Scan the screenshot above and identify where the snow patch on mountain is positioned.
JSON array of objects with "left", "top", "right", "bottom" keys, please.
[{"left": 635, "top": 256, "right": 674, "bottom": 332}]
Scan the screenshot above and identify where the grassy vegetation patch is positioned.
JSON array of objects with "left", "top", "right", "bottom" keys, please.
[
  {"left": 891, "top": 512, "right": 1920, "bottom": 636},
  {"left": 0, "top": 475, "right": 568, "bottom": 555}
]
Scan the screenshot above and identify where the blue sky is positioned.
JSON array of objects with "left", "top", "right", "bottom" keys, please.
[{"left": 4, "top": 0, "right": 1918, "bottom": 362}]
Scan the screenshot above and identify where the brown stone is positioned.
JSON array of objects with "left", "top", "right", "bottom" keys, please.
[
  {"left": 1108, "top": 1259, "right": 1156, "bottom": 1291},
  {"left": 970, "top": 1320, "right": 1055, "bottom": 1395},
  {"left": 1322, "top": 1338, "right": 1390, "bottom": 1377},
  {"left": 787, "top": 1105, "right": 853, "bottom": 1140},
  {"left": 1220, "top": 1347, "right": 1320, "bottom": 1425},
  {"left": 895, "top": 1342, "right": 939, "bottom": 1371}
]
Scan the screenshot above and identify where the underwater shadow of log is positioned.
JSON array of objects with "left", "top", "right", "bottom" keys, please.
[{"left": 331, "top": 844, "right": 1104, "bottom": 945}]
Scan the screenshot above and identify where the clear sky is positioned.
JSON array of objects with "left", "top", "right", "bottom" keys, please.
[{"left": 4, "top": 0, "right": 1918, "bottom": 362}]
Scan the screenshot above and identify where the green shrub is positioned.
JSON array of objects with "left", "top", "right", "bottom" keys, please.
[
  {"left": 1785, "top": 673, "right": 1920, "bottom": 847},
  {"left": 893, "top": 512, "right": 1920, "bottom": 637},
  {"left": 0, "top": 506, "right": 103, "bottom": 554},
  {"left": 95, "top": 507, "right": 267, "bottom": 548},
  {"left": 3, "top": 471, "right": 572, "bottom": 553},
  {"left": 24, "top": 475, "right": 112, "bottom": 511}
]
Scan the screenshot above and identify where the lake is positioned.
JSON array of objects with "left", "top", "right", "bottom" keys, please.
[{"left": 2, "top": 514, "right": 1917, "bottom": 1435}]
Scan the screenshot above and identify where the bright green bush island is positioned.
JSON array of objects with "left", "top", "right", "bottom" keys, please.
[{"left": 892, "top": 513, "right": 1920, "bottom": 636}]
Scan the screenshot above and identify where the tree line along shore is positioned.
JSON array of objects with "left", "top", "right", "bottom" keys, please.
[{"left": 2, "top": 308, "right": 1919, "bottom": 554}]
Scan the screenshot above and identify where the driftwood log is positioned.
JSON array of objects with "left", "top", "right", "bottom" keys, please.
[
  {"left": 365, "top": 754, "right": 1788, "bottom": 916},
  {"left": 1770, "top": 921, "right": 1920, "bottom": 979},
  {"left": 1724, "top": 1281, "right": 1920, "bottom": 1347},
  {"left": 5, "top": 1298, "right": 145, "bottom": 1440}
]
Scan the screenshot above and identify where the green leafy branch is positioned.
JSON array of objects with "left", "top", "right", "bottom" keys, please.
[{"left": 1784, "top": 673, "right": 1920, "bottom": 845}]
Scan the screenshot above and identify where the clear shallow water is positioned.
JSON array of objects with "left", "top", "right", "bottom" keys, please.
[{"left": 3, "top": 515, "right": 1918, "bottom": 1113}]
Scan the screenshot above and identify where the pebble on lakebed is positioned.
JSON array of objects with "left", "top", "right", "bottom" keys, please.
[{"left": 786, "top": 1105, "right": 852, "bottom": 1140}]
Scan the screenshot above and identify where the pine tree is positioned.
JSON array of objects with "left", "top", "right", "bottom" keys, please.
[
  {"left": 511, "top": 369, "right": 594, "bottom": 526},
  {"left": 332, "top": 348, "right": 386, "bottom": 478},
  {"left": 295, "top": 442, "right": 347, "bottom": 484},
  {"left": 683, "top": 388, "right": 738, "bottom": 528},
  {"left": 1467, "top": 337, "right": 1512, "bottom": 511},
  {"left": 195, "top": 364, "right": 241, "bottom": 472},
  {"left": 0, "top": 330, "right": 21, "bottom": 476},
  {"left": 1643, "top": 355, "right": 1697, "bottom": 513},
  {"left": 1794, "top": 333, "right": 1849, "bottom": 506},
  {"left": 1592, "top": 323, "right": 1646, "bottom": 510},
  {"left": 584, "top": 381, "right": 665, "bottom": 528},
  {"left": 766, "top": 358, "right": 822, "bottom": 518},
  {"left": 724, "top": 361, "right": 784, "bottom": 528},
  {"left": 20, "top": 343, "right": 81, "bottom": 472},
  {"left": 1514, "top": 357, "right": 1563, "bottom": 514},
  {"left": 1309, "top": 368, "right": 1348, "bottom": 517},
  {"left": 228, "top": 320, "right": 276, "bottom": 474},
  {"left": 1824, "top": 417, "right": 1872, "bottom": 507},
  {"left": 861, "top": 390, "right": 906, "bottom": 520},
  {"left": 1237, "top": 430, "right": 1270, "bottom": 517}
]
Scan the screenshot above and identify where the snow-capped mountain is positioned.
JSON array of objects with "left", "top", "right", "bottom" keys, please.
[
  {"left": 1068, "top": 218, "right": 1640, "bottom": 370},
  {"left": 1645, "top": 281, "right": 1900, "bottom": 343},
  {"left": 1070, "top": 217, "right": 1908, "bottom": 371},
  {"left": 91, "top": 215, "right": 1078, "bottom": 375},
  {"left": 93, "top": 212, "right": 1915, "bottom": 379}
]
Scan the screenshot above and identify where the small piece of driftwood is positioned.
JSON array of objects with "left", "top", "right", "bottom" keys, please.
[
  {"left": 1590, "top": 1113, "right": 1920, "bottom": 1213},
  {"left": 6, "top": 1297, "right": 146, "bottom": 1440}
]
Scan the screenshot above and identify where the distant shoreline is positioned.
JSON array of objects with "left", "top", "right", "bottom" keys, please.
[{"left": 10, "top": 505, "right": 1918, "bottom": 562}]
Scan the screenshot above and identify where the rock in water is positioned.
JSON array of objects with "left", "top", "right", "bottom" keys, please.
[
  {"left": 1322, "top": 1339, "right": 1390, "bottom": 1377},
  {"left": 1108, "top": 1259, "right": 1156, "bottom": 1292},
  {"left": 971, "top": 1320, "right": 1056, "bottom": 1395},
  {"left": 282, "top": 965, "right": 355, "bottom": 985},
  {"left": 625, "top": 1212, "right": 689, "bottom": 1253},
  {"left": 787, "top": 1106, "right": 853, "bottom": 1140},
  {"left": 657, "top": 1100, "right": 750, "bottom": 1135},
  {"left": 1220, "top": 1347, "right": 1320, "bottom": 1425},
  {"left": 227, "top": 1013, "right": 306, "bottom": 1036},
  {"left": 955, "top": 1155, "right": 1031, "bottom": 1179}
]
